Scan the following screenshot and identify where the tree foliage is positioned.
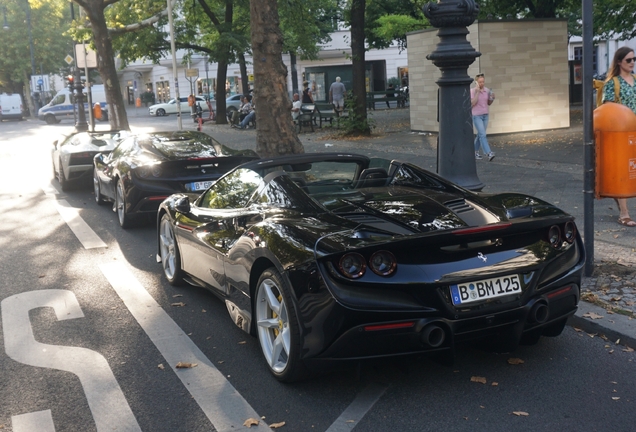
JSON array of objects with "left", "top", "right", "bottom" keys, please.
[{"left": 0, "top": 0, "right": 72, "bottom": 94}]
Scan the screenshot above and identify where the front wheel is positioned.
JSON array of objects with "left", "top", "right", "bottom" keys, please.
[
  {"left": 156, "top": 108, "right": 166, "bottom": 116},
  {"left": 159, "top": 214, "right": 184, "bottom": 285},
  {"left": 45, "top": 114, "right": 58, "bottom": 124},
  {"left": 115, "top": 179, "right": 135, "bottom": 228},
  {"left": 255, "top": 268, "right": 308, "bottom": 382}
]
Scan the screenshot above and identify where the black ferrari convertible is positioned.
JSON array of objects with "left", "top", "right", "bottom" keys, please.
[
  {"left": 93, "top": 131, "right": 258, "bottom": 228},
  {"left": 156, "top": 153, "right": 584, "bottom": 382}
]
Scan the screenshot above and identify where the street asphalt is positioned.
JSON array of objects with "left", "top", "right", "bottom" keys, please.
[{"left": 125, "top": 103, "right": 636, "bottom": 350}]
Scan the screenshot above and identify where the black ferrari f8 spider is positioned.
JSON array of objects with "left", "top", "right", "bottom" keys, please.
[{"left": 156, "top": 153, "right": 584, "bottom": 382}]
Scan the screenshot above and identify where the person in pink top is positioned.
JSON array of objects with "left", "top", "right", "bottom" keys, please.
[{"left": 471, "top": 73, "right": 496, "bottom": 161}]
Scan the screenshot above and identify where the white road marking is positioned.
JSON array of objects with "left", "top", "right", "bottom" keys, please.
[
  {"left": 325, "top": 382, "right": 389, "bottom": 432},
  {"left": 99, "top": 262, "right": 270, "bottom": 432},
  {"left": 12, "top": 409, "right": 56, "bottom": 432},
  {"left": 2, "top": 290, "right": 141, "bottom": 432},
  {"left": 52, "top": 199, "right": 107, "bottom": 249}
]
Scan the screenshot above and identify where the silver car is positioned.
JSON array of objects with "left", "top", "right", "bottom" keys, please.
[{"left": 51, "top": 130, "right": 130, "bottom": 191}]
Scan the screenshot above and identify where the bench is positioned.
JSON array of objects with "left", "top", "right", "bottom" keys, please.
[
  {"left": 294, "top": 111, "right": 314, "bottom": 133},
  {"left": 366, "top": 91, "right": 407, "bottom": 110},
  {"left": 314, "top": 103, "right": 340, "bottom": 128}
]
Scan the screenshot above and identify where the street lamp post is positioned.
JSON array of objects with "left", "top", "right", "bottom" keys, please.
[
  {"left": 24, "top": 0, "right": 39, "bottom": 115},
  {"left": 423, "top": 0, "right": 483, "bottom": 191}
]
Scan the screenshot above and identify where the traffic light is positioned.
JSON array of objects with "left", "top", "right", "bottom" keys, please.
[{"left": 66, "top": 75, "right": 74, "bottom": 90}]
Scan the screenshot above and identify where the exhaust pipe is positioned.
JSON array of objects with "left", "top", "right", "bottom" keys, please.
[
  {"left": 528, "top": 301, "right": 549, "bottom": 324},
  {"left": 421, "top": 324, "right": 446, "bottom": 348}
]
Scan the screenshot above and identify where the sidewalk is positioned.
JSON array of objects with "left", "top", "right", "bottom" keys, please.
[{"left": 178, "top": 105, "right": 636, "bottom": 348}]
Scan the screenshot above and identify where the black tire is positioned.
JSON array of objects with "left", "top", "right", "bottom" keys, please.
[
  {"left": 45, "top": 114, "right": 58, "bottom": 125},
  {"left": 58, "top": 159, "right": 70, "bottom": 192},
  {"left": 93, "top": 169, "right": 105, "bottom": 205},
  {"left": 254, "top": 268, "right": 308, "bottom": 382},
  {"left": 159, "top": 214, "right": 185, "bottom": 285},
  {"left": 115, "top": 179, "right": 135, "bottom": 229},
  {"left": 156, "top": 108, "right": 166, "bottom": 116}
]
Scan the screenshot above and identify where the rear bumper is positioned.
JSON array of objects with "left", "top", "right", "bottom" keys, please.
[{"left": 312, "top": 283, "right": 578, "bottom": 362}]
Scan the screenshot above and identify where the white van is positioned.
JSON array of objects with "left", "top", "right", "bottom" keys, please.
[
  {"left": 0, "top": 93, "right": 25, "bottom": 121},
  {"left": 38, "top": 84, "right": 107, "bottom": 124}
]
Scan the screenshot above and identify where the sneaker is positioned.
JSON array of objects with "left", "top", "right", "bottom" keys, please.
[
  {"left": 475, "top": 152, "right": 482, "bottom": 160},
  {"left": 231, "top": 124, "right": 237, "bottom": 128},
  {"left": 488, "top": 152, "right": 495, "bottom": 161}
]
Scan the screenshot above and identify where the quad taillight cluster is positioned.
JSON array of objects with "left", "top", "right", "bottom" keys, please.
[
  {"left": 548, "top": 221, "right": 577, "bottom": 248},
  {"left": 136, "top": 164, "right": 163, "bottom": 178},
  {"left": 338, "top": 250, "right": 397, "bottom": 279}
]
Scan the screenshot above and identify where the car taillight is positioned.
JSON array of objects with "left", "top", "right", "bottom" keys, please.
[
  {"left": 564, "top": 221, "right": 576, "bottom": 244},
  {"left": 339, "top": 253, "right": 366, "bottom": 279},
  {"left": 369, "top": 251, "right": 397, "bottom": 276},
  {"left": 548, "top": 225, "right": 561, "bottom": 248},
  {"left": 69, "top": 152, "right": 96, "bottom": 165}
]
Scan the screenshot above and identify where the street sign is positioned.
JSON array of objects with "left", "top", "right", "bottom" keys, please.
[
  {"left": 185, "top": 68, "right": 199, "bottom": 78},
  {"left": 75, "top": 44, "right": 98, "bottom": 68},
  {"left": 65, "top": 55, "right": 74, "bottom": 65},
  {"left": 30, "top": 75, "right": 50, "bottom": 92}
]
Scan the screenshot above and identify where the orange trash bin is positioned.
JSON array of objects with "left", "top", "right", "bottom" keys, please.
[
  {"left": 594, "top": 102, "right": 636, "bottom": 199},
  {"left": 93, "top": 103, "right": 102, "bottom": 121}
]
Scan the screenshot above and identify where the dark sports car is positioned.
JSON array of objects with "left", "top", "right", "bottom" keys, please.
[
  {"left": 93, "top": 131, "right": 258, "bottom": 228},
  {"left": 156, "top": 153, "right": 584, "bottom": 382}
]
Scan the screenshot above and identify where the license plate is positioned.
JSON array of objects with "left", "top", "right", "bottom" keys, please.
[
  {"left": 187, "top": 181, "right": 214, "bottom": 191},
  {"left": 450, "top": 275, "right": 521, "bottom": 305}
]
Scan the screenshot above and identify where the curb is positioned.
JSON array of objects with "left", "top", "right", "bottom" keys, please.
[{"left": 568, "top": 301, "right": 636, "bottom": 349}]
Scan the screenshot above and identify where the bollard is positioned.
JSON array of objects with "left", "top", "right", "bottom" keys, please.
[{"left": 594, "top": 102, "right": 636, "bottom": 198}]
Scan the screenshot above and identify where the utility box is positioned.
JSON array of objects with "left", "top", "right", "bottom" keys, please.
[{"left": 594, "top": 102, "right": 636, "bottom": 198}]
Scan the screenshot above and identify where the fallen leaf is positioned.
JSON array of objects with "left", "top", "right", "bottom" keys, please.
[
  {"left": 574, "top": 327, "right": 583, "bottom": 332},
  {"left": 471, "top": 376, "right": 487, "bottom": 384},
  {"left": 172, "top": 294, "right": 183, "bottom": 298},
  {"left": 243, "top": 418, "right": 259, "bottom": 427},
  {"left": 158, "top": 364, "right": 165, "bottom": 370},
  {"left": 609, "top": 350, "right": 615, "bottom": 354},
  {"left": 612, "top": 397, "right": 620, "bottom": 401},
  {"left": 623, "top": 347, "right": 635, "bottom": 352},
  {"left": 38, "top": 275, "right": 45, "bottom": 278},
  {"left": 507, "top": 358, "right": 525, "bottom": 365},
  {"left": 610, "top": 296, "right": 622, "bottom": 302},
  {"left": 269, "top": 421, "right": 286, "bottom": 428},
  {"left": 512, "top": 411, "right": 529, "bottom": 416},
  {"left": 345, "top": 420, "right": 355, "bottom": 423},
  {"left": 218, "top": 361, "right": 224, "bottom": 364},
  {"left": 238, "top": 341, "right": 247, "bottom": 345},
  {"left": 587, "top": 333, "right": 597, "bottom": 338},
  {"left": 583, "top": 312, "right": 604, "bottom": 320},
  {"left": 171, "top": 302, "right": 186, "bottom": 307},
  {"left": 491, "top": 382, "right": 499, "bottom": 386},
  {"left": 202, "top": 309, "right": 207, "bottom": 313},
  {"left": 176, "top": 362, "right": 198, "bottom": 368}
]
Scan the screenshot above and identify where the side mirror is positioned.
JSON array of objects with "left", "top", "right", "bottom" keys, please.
[
  {"left": 175, "top": 196, "right": 191, "bottom": 214},
  {"left": 94, "top": 153, "right": 105, "bottom": 164}
]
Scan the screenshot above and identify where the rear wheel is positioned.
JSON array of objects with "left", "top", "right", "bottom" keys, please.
[
  {"left": 57, "top": 159, "right": 69, "bottom": 192},
  {"left": 93, "top": 169, "right": 105, "bottom": 205},
  {"left": 115, "top": 179, "right": 135, "bottom": 228},
  {"left": 255, "top": 268, "right": 307, "bottom": 382},
  {"left": 45, "top": 114, "right": 58, "bottom": 124},
  {"left": 156, "top": 108, "right": 166, "bottom": 116},
  {"left": 159, "top": 214, "right": 184, "bottom": 285}
]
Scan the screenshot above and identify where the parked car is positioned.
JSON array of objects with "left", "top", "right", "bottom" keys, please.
[
  {"left": 225, "top": 93, "right": 247, "bottom": 115},
  {"left": 93, "top": 131, "right": 259, "bottom": 228},
  {"left": 51, "top": 130, "right": 129, "bottom": 191},
  {"left": 148, "top": 96, "right": 208, "bottom": 117},
  {"left": 156, "top": 152, "right": 585, "bottom": 382},
  {"left": 0, "top": 93, "right": 24, "bottom": 121}
]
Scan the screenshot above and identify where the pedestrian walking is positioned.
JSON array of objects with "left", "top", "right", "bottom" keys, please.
[
  {"left": 384, "top": 83, "right": 395, "bottom": 108},
  {"left": 302, "top": 81, "right": 314, "bottom": 104},
  {"left": 471, "top": 73, "right": 496, "bottom": 161},
  {"left": 602, "top": 46, "right": 636, "bottom": 227},
  {"left": 329, "top": 77, "right": 346, "bottom": 113}
]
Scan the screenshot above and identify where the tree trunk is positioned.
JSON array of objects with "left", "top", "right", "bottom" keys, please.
[
  {"left": 250, "top": 0, "right": 303, "bottom": 157},
  {"left": 238, "top": 53, "right": 250, "bottom": 96},
  {"left": 215, "top": 57, "right": 229, "bottom": 124},
  {"left": 82, "top": 2, "right": 130, "bottom": 130},
  {"left": 23, "top": 71, "right": 35, "bottom": 119},
  {"left": 290, "top": 52, "right": 299, "bottom": 95},
  {"left": 349, "top": 0, "right": 370, "bottom": 135}
]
